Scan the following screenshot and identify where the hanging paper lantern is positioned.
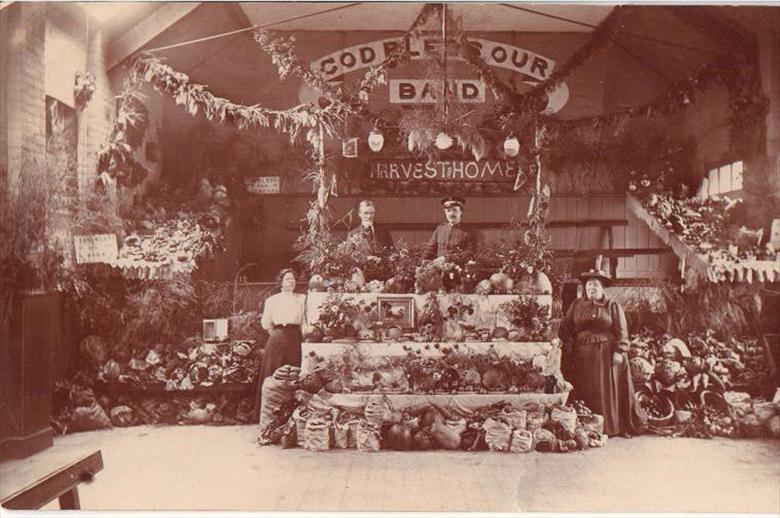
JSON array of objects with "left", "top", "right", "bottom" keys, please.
[
  {"left": 368, "top": 130, "right": 384, "bottom": 152},
  {"left": 504, "top": 136, "right": 520, "bottom": 157},
  {"left": 435, "top": 132, "right": 453, "bottom": 150}
]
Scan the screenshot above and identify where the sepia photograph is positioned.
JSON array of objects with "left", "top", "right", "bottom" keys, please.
[{"left": 0, "top": 0, "right": 779, "bottom": 514}]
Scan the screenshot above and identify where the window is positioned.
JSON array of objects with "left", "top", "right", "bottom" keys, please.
[{"left": 707, "top": 160, "right": 743, "bottom": 196}]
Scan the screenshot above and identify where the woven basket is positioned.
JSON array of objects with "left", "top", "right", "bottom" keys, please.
[{"left": 637, "top": 391, "right": 674, "bottom": 427}]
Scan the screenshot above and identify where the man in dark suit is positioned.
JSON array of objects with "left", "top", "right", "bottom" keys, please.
[
  {"left": 424, "top": 196, "right": 476, "bottom": 260},
  {"left": 345, "top": 200, "right": 393, "bottom": 255}
]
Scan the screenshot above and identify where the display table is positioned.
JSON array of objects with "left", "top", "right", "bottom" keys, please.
[{"left": 627, "top": 194, "right": 780, "bottom": 284}]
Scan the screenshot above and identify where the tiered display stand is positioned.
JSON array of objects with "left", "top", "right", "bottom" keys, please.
[{"left": 302, "top": 292, "right": 570, "bottom": 413}]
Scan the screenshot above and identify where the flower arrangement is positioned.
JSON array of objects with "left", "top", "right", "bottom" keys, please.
[
  {"left": 418, "top": 292, "right": 445, "bottom": 341},
  {"left": 499, "top": 296, "right": 551, "bottom": 340},
  {"left": 316, "top": 293, "right": 362, "bottom": 338},
  {"left": 388, "top": 241, "right": 424, "bottom": 285}
]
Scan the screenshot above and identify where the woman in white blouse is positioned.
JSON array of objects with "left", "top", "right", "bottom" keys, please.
[{"left": 258, "top": 268, "right": 306, "bottom": 384}]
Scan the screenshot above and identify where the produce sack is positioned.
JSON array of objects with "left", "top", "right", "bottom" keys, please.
[
  {"left": 587, "top": 431, "right": 608, "bottom": 448},
  {"left": 109, "top": 405, "right": 135, "bottom": 427},
  {"left": 526, "top": 411, "right": 547, "bottom": 432},
  {"left": 364, "top": 395, "right": 390, "bottom": 429},
  {"left": 502, "top": 408, "right": 527, "bottom": 431},
  {"left": 557, "top": 439, "right": 578, "bottom": 453},
  {"left": 333, "top": 417, "right": 353, "bottom": 449},
  {"left": 293, "top": 406, "right": 312, "bottom": 448},
  {"left": 509, "top": 430, "right": 534, "bottom": 453},
  {"left": 356, "top": 422, "right": 381, "bottom": 452},
  {"left": 769, "top": 415, "right": 780, "bottom": 438},
  {"left": 483, "top": 418, "right": 512, "bottom": 452},
  {"left": 280, "top": 419, "right": 298, "bottom": 449},
  {"left": 259, "top": 377, "right": 295, "bottom": 429},
  {"left": 69, "top": 401, "right": 111, "bottom": 432},
  {"left": 752, "top": 401, "right": 778, "bottom": 425},
  {"left": 70, "top": 384, "right": 96, "bottom": 407},
  {"left": 573, "top": 428, "right": 590, "bottom": 450},
  {"left": 460, "top": 427, "right": 487, "bottom": 451},
  {"left": 533, "top": 428, "right": 556, "bottom": 452},
  {"left": 304, "top": 417, "right": 331, "bottom": 451},
  {"left": 578, "top": 414, "right": 604, "bottom": 435},
  {"left": 550, "top": 405, "right": 577, "bottom": 434}
]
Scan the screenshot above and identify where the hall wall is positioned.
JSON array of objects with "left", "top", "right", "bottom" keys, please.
[{"left": 154, "top": 20, "right": 680, "bottom": 282}]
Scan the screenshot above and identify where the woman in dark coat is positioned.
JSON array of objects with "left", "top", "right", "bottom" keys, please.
[{"left": 558, "top": 269, "right": 646, "bottom": 437}]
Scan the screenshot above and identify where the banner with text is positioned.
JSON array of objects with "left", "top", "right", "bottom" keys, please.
[{"left": 369, "top": 159, "right": 523, "bottom": 183}]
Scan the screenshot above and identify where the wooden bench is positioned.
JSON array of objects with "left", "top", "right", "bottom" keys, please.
[{"left": 1, "top": 450, "right": 103, "bottom": 510}]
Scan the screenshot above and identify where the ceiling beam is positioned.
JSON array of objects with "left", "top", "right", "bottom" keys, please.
[{"left": 107, "top": 2, "right": 201, "bottom": 70}]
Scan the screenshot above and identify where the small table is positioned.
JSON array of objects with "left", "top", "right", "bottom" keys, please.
[{"left": 1, "top": 450, "right": 103, "bottom": 510}]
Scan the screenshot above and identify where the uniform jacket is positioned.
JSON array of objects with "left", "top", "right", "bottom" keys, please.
[{"left": 423, "top": 223, "right": 476, "bottom": 259}]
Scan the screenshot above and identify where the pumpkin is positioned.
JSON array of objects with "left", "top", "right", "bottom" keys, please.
[
  {"left": 412, "top": 430, "right": 436, "bottom": 450},
  {"left": 475, "top": 279, "right": 492, "bottom": 295},
  {"left": 386, "top": 423, "right": 413, "bottom": 450},
  {"left": 489, "top": 273, "right": 511, "bottom": 294},
  {"left": 432, "top": 417, "right": 466, "bottom": 450},
  {"left": 492, "top": 326, "right": 508, "bottom": 340},
  {"left": 507, "top": 329, "right": 522, "bottom": 341},
  {"left": 386, "top": 325, "right": 403, "bottom": 340},
  {"left": 385, "top": 277, "right": 402, "bottom": 293}
]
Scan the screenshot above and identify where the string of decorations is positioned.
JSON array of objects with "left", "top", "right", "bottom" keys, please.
[{"left": 452, "top": 6, "right": 624, "bottom": 114}]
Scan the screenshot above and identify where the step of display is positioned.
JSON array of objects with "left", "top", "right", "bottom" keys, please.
[
  {"left": 303, "top": 340, "right": 556, "bottom": 373},
  {"left": 304, "top": 292, "right": 552, "bottom": 332},
  {"left": 306, "top": 392, "right": 570, "bottom": 415},
  {"left": 301, "top": 341, "right": 567, "bottom": 395}
]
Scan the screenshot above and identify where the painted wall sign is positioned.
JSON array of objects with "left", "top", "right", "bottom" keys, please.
[
  {"left": 369, "top": 159, "right": 521, "bottom": 182},
  {"left": 309, "top": 36, "right": 567, "bottom": 112},
  {"left": 389, "top": 79, "right": 486, "bottom": 104},
  {"left": 245, "top": 176, "right": 281, "bottom": 194},
  {"left": 74, "top": 234, "right": 118, "bottom": 264}
]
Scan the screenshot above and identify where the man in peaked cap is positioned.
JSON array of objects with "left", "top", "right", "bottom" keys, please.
[{"left": 423, "top": 196, "right": 476, "bottom": 260}]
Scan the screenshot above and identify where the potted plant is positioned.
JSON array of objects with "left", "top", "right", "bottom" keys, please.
[
  {"left": 316, "top": 293, "right": 362, "bottom": 341},
  {"left": 1, "top": 159, "right": 72, "bottom": 460}
]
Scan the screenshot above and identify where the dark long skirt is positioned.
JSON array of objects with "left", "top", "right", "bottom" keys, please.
[
  {"left": 569, "top": 336, "right": 646, "bottom": 436},
  {"left": 259, "top": 326, "right": 303, "bottom": 383},
  {"left": 253, "top": 326, "right": 302, "bottom": 418}
]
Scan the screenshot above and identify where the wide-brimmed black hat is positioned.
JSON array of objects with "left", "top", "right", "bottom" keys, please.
[
  {"left": 579, "top": 268, "right": 611, "bottom": 286},
  {"left": 441, "top": 196, "right": 466, "bottom": 208}
]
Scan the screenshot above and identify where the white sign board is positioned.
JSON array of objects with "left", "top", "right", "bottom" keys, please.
[
  {"left": 74, "top": 234, "right": 118, "bottom": 264},
  {"left": 390, "top": 79, "right": 486, "bottom": 104},
  {"left": 245, "top": 176, "right": 280, "bottom": 194}
]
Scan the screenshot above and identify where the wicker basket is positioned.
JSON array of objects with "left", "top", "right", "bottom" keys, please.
[{"left": 636, "top": 391, "right": 674, "bottom": 427}]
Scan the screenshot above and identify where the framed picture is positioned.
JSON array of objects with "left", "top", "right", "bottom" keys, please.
[
  {"left": 377, "top": 295, "right": 415, "bottom": 330},
  {"left": 342, "top": 137, "right": 358, "bottom": 158}
]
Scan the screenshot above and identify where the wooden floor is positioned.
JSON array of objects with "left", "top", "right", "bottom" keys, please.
[{"left": 1, "top": 425, "right": 778, "bottom": 512}]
